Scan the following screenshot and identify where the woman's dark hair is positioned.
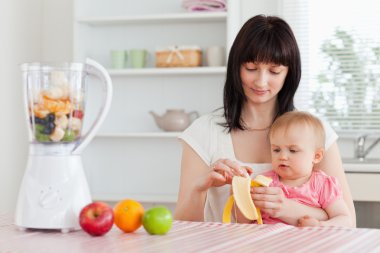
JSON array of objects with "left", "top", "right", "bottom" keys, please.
[{"left": 223, "top": 15, "right": 301, "bottom": 132}]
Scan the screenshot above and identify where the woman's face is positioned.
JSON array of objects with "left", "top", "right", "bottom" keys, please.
[{"left": 240, "top": 62, "right": 288, "bottom": 105}]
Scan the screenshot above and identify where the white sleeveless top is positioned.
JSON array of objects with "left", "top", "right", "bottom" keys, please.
[{"left": 178, "top": 110, "right": 338, "bottom": 222}]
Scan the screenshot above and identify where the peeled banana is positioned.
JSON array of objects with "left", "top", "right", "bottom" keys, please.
[{"left": 222, "top": 175, "right": 272, "bottom": 224}]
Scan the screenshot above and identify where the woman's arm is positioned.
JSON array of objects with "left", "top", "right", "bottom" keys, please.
[
  {"left": 174, "top": 142, "right": 212, "bottom": 221},
  {"left": 174, "top": 142, "right": 246, "bottom": 221},
  {"left": 314, "top": 142, "right": 356, "bottom": 227}
]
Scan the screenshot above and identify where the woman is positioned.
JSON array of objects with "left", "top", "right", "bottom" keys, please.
[{"left": 174, "top": 15, "right": 356, "bottom": 226}]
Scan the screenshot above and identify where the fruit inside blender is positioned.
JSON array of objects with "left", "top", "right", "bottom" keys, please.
[{"left": 29, "top": 71, "right": 84, "bottom": 143}]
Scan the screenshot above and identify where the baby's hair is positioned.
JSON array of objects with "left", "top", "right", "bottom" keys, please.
[{"left": 269, "top": 111, "right": 325, "bottom": 149}]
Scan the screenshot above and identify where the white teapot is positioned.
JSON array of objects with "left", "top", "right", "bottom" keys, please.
[{"left": 150, "top": 109, "right": 199, "bottom": 132}]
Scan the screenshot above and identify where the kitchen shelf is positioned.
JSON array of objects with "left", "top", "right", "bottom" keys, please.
[
  {"left": 108, "top": 66, "right": 226, "bottom": 76},
  {"left": 76, "top": 0, "right": 240, "bottom": 206},
  {"left": 96, "top": 132, "right": 181, "bottom": 138},
  {"left": 77, "top": 12, "right": 227, "bottom": 26}
]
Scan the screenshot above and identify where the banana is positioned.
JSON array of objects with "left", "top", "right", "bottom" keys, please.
[
  {"left": 232, "top": 176, "right": 259, "bottom": 221},
  {"left": 252, "top": 175, "right": 273, "bottom": 187},
  {"left": 222, "top": 175, "right": 272, "bottom": 224}
]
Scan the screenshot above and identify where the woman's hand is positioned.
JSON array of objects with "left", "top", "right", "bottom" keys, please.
[
  {"left": 175, "top": 142, "right": 253, "bottom": 221},
  {"left": 198, "top": 159, "right": 252, "bottom": 191}
]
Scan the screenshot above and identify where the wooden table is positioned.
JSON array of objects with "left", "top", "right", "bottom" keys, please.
[{"left": 1, "top": 214, "right": 380, "bottom": 253}]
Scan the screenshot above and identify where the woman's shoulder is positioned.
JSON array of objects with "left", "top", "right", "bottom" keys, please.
[
  {"left": 178, "top": 109, "right": 228, "bottom": 165},
  {"left": 178, "top": 109, "right": 228, "bottom": 148},
  {"left": 185, "top": 109, "right": 226, "bottom": 133}
]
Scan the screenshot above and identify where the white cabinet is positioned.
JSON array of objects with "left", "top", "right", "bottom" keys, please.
[
  {"left": 74, "top": 0, "right": 241, "bottom": 203},
  {"left": 346, "top": 173, "right": 380, "bottom": 202}
]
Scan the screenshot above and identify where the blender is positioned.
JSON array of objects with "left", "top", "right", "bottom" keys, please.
[{"left": 15, "top": 59, "right": 112, "bottom": 232}]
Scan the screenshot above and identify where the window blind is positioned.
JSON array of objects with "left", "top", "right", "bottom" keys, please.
[{"left": 279, "top": 0, "right": 380, "bottom": 133}]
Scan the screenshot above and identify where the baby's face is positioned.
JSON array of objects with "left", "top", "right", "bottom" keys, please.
[{"left": 270, "top": 125, "right": 318, "bottom": 183}]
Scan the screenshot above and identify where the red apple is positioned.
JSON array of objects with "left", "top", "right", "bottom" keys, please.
[{"left": 79, "top": 201, "right": 114, "bottom": 236}]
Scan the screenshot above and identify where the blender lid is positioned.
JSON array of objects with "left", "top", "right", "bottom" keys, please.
[{"left": 20, "top": 62, "right": 85, "bottom": 72}]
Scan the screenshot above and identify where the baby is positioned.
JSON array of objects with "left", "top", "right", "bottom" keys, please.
[{"left": 262, "top": 111, "right": 351, "bottom": 227}]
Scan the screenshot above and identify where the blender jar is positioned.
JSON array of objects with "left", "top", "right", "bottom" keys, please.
[{"left": 23, "top": 63, "right": 86, "bottom": 145}]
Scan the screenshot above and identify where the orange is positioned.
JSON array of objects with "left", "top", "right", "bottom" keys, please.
[{"left": 113, "top": 199, "right": 145, "bottom": 233}]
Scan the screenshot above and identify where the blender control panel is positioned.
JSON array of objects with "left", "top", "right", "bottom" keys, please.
[{"left": 25, "top": 177, "right": 68, "bottom": 210}]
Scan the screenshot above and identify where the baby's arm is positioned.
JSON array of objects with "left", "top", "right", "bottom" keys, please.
[
  {"left": 298, "top": 198, "right": 352, "bottom": 227},
  {"left": 320, "top": 198, "right": 352, "bottom": 227},
  {"left": 252, "top": 186, "right": 328, "bottom": 226}
]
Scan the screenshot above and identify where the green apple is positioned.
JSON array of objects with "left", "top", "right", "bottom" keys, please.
[{"left": 142, "top": 206, "right": 172, "bottom": 235}]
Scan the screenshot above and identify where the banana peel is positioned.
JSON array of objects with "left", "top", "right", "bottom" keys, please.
[{"left": 222, "top": 175, "right": 272, "bottom": 224}]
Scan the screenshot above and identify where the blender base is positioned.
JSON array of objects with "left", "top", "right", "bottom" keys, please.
[{"left": 15, "top": 155, "right": 92, "bottom": 231}]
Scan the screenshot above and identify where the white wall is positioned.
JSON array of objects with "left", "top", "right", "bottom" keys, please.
[
  {"left": 241, "top": 0, "right": 279, "bottom": 23},
  {"left": 0, "top": 0, "right": 43, "bottom": 213},
  {"left": 41, "top": 0, "right": 73, "bottom": 62},
  {"left": 0, "top": 0, "right": 72, "bottom": 213}
]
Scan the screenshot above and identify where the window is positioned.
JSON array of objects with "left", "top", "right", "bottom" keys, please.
[{"left": 280, "top": 0, "right": 380, "bottom": 133}]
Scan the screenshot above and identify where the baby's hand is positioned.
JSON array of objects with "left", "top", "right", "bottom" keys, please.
[{"left": 297, "top": 215, "right": 321, "bottom": 227}]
